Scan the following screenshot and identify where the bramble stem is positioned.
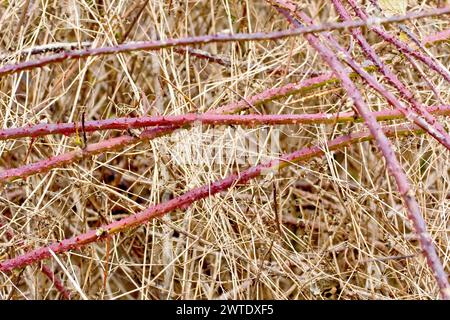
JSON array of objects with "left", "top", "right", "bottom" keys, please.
[
  {"left": 0, "top": 7, "right": 448, "bottom": 78},
  {"left": 268, "top": 1, "right": 450, "bottom": 300},
  {"left": 327, "top": 0, "right": 450, "bottom": 150},
  {"left": 0, "top": 220, "right": 71, "bottom": 299},
  {"left": 423, "top": 28, "right": 450, "bottom": 46},
  {"left": 0, "top": 123, "right": 429, "bottom": 274},
  {"left": 40, "top": 265, "right": 71, "bottom": 300},
  {"left": 347, "top": 0, "right": 450, "bottom": 83},
  {"left": 2, "top": 106, "right": 450, "bottom": 183},
  {"left": 352, "top": 0, "right": 447, "bottom": 102},
  {"left": 0, "top": 70, "right": 363, "bottom": 182},
  {"left": 1, "top": 105, "right": 449, "bottom": 141}
]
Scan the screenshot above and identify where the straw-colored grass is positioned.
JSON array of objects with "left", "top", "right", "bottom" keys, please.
[{"left": 0, "top": 0, "right": 449, "bottom": 300}]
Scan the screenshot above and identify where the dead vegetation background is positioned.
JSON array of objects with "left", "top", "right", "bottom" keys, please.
[{"left": 0, "top": 0, "right": 449, "bottom": 299}]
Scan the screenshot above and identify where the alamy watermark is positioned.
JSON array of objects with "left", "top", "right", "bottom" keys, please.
[{"left": 162, "top": 124, "right": 282, "bottom": 168}]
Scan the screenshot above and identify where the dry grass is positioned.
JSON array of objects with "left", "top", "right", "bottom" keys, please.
[{"left": 0, "top": 0, "right": 449, "bottom": 300}]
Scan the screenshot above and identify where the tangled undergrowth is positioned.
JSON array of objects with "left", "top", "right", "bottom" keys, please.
[{"left": 0, "top": 0, "right": 449, "bottom": 300}]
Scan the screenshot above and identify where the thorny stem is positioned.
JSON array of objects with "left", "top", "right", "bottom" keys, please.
[
  {"left": 0, "top": 7, "right": 449, "bottom": 78},
  {"left": 355, "top": 0, "right": 446, "bottom": 102},
  {"left": 0, "top": 127, "right": 170, "bottom": 183},
  {"left": 40, "top": 265, "right": 71, "bottom": 300},
  {"left": 329, "top": 0, "right": 450, "bottom": 150},
  {"left": 0, "top": 41, "right": 232, "bottom": 69},
  {"left": 369, "top": 0, "right": 450, "bottom": 83},
  {"left": 268, "top": 1, "right": 450, "bottom": 299},
  {"left": 0, "top": 42, "right": 92, "bottom": 62},
  {"left": 0, "top": 220, "right": 71, "bottom": 299},
  {"left": 211, "top": 72, "right": 342, "bottom": 114},
  {"left": 324, "top": 25, "right": 450, "bottom": 149},
  {"left": 1, "top": 42, "right": 304, "bottom": 77},
  {"left": 3, "top": 25, "right": 447, "bottom": 75},
  {"left": 347, "top": 0, "right": 450, "bottom": 83},
  {"left": 0, "top": 106, "right": 449, "bottom": 142},
  {"left": 0, "top": 70, "right": 366, "bottom": 182},
  {"left": 0, "top": 123, "right": 432, "bottom": 274}
]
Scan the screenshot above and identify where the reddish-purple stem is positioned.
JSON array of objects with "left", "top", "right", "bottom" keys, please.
[
  {"left": 423, "top": 28, "right": 450, "bottom": 46},
  {"left": 0, "top": 127, "right": 173, "bottom": 183},
  {"left": 0, "top": 71, "right": 351, "bottom": 182},
  {"left": 1, "top": 220, "right": 71, "bottom": 299},
  {"left": 329, "top": 0, "right": 450, "bottom": 150},
  {"left": 353, "top": 0, "right": 446, "bottom": 102},
  {"left": 347, "top": 0, "right": 450, "bottom": 83},
  {"left": 2, "top": 106, "right": 450, "bottom": 183},
  {"left": 270, "top": 2, "right": 450, "bottom": 299},
  {"left": 0, "top": 7, "right": 448, "bottom": 78},
  {"left": 2, "top": 105, "right": 450, "bottom": 141},
  {"left": 0, "top": 123, "right": 428, "bottom": 274},
  {"left": 174, "top": 47, "right": 232, "bottom": 67},
  {"left": 40, "top": 265, "right": 72, "bottom": 300},
  {"left": 212, "top": 72, "right": 336, "bottom": 114}
]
